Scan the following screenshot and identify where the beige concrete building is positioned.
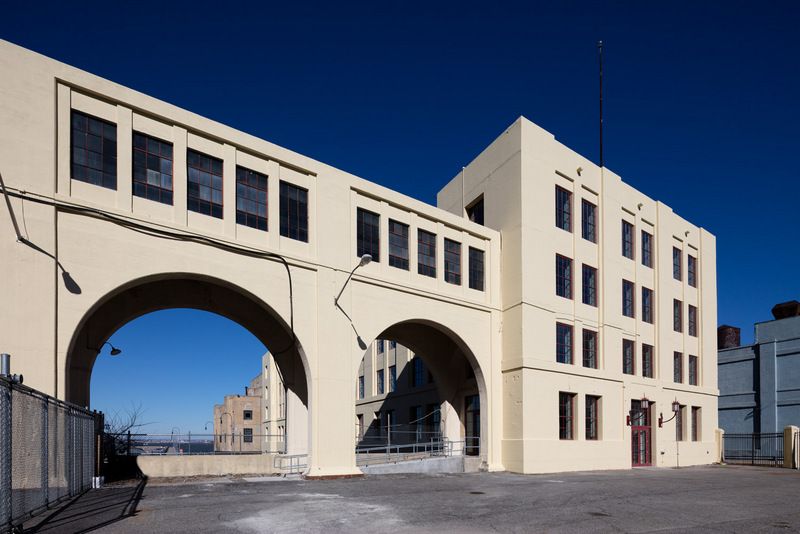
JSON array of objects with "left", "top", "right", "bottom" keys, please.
[
  {"left": 213, "top": 373, "right": 263, "bottom": 453},
  {"left": 0, "top": 40, "right": 717, "bottom": 476}
]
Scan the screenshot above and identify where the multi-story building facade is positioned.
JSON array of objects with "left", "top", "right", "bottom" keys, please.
[
  {"left": 718, "top": 301, "right": 800, "bottom": 434},
  {"left": 213, "top": 373, "right": 263, "bottom": 453},
  {"left": 437, "top": 118, "right": 717, "bottom": 471}
]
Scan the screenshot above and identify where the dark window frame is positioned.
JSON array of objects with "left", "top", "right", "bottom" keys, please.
[
  {"left": 243, "top": 428, "right": 253, "bottom": 443},
  {"left": 673, "top": 247, "right": 682, "bottom": 281},
  {"left": 388, "top": 219, "right": 409, "bottom": 270},
  {"left": 556, "top": 323, "right": 573, "bottom": 364},
  {"left": 688, "top": 254, "right": 697, "bottom": 287},
  {"left": 623, "top": 339, "right": 635, "bottom": 375},
  {"left": 691, "top": 407, "right": 700, "bottom": 441},
  {"left": 133, "top": 131, "right": 173, "bottom": 205},
  {"left": 622, "top": 279, "right": 635, "bottom": 318},
  {"left": 444, "top": 238, "right": 461, "bottom": 285},
  {"left": 466, "top": 195, "right": 484, "bottom": 225},
  {"left": 468, "top": 247, "right": 485, "bottom": 291},
  {"left": 674, "top": 299, "right": 683, "bottom": 332},
  {"left": 674, "top": 352, "right": 683, "bottom": 383},
  {"left": 642, "top": 343, "right": 654, "bottom": 378},
  {"left": 187, "top": 149, "right": 224, "bottom": 219},
  {"left": 389, "top": 364, "right": 397, "bottom": 392},
  {"left": 279, "top": 181, "right": 309, "bottom": 242},
  {"left": 688, "top": 355, "right": 698, "bottom": 386},
  {"left": 556, "top": 254, "right": 573, "bottom": 299},
  {"left": 376, "top": 368, "right": 385, "bottom": 395},
  {"left": 676, "top": 405, "right": 685, "bottom": 441},
  {"left": 582, "top": 329, "right": 598, "bottom": 369},
  {"left": 559, "top": 392, "right": 576, "bottom": 440},
  {"left": 642, "top": 287, "right": 654, "bottom": 324},
  {"left": 243, "top": 410, "right": 253, "bottom": 420},
  {"left": 641, "top": 230, "right": 653, "bottom": 267},
  {"left": 71, "top": 110, "right": 117, "bottom": 190},
  {"left": 688, "top": 305, "right": 698, "bottom": 337},
  {"left": 357, "top": 208, "right": 381, "bottom": 262},
  {"left": 417, "top": 229, "right": 437, "bottom": 278},
  {"left": 556, "top": 186, "right": 572, "bottom": 232},
  {"left": 582, "top": 264, "right": 597, "bottom": 307},
  {"left": 622, "top": 220, "right": 635, "bottom": 259},
  {"left": 585, "top": 395, "right": 600, "bottom": 440},
  {"left": 581, "top": 199, "right": 597, "bottom": 243},
  {"left": 235, "top": 166, "right": 268, "bottom": 231}
]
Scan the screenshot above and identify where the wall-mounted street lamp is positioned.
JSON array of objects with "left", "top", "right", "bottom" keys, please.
[
  {"left": 658, "top": 400, "right": 681, "bottom": 428},
  {"left": 90, "top": 341, "right": 122, "bottom": 356},
  {"left": 626, "top": 397, "right": 650, "bottom": 426},
  {"left": 334, "top": 254, "right": 372, "bottom": 350}
]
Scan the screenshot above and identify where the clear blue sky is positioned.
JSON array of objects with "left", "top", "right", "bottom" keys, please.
[{"left": 3, "top": 2, "right": 798, "bottom": 433}]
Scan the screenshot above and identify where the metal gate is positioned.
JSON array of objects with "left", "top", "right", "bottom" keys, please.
[{"left": 723, "top": 433, "right": 784, "bottom": 467}]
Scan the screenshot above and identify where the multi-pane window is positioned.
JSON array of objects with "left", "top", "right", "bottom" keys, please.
[
  {"left": 586, "top": 395, "right": 600, "bottom": 440},
  {"left": 674, "top": 299, "right": 683, "bottom": 332},
  {"left": 358, "top": 375, "right": 365, "bottom": 399},
  {"left": 582, "top": 265, "right": 597, "bottom": 306},
  {"left": 376, "top": 368, "right": 385, "bottom": 395},
  {"left": 673, "top": 247, "right": 682, "bottom": 281},
  {"left": 622, "top": 280, "right": 635, "bottom": 318},
  {"left": 133, "top": 132, "right": 173, "bottom": 204},
  {"left": 641, "top": 230, "right": 653, "bottom": 267},
  {"left": 688, "top": 255, "right": 697, "bottom": 287},
  {"left": 555, "top": 186, "right": 572, "bottom": 232},
  {"left": 691, "top": 407, "right": 700, "bottom": 441},
  {"left": 411, "top": 357, "right": 425, "bottom": 388},
  {"left": 236, "top": 166, "right": 268, "bottom": 230},
  {"left": 417, "top": 230, "right": 437, "bottom": 278},
  {"left": 556, "top": 323, "right": 573, "bottom": 364},
  {"left": 279, "top": 181, "right": 308, "bottom": 242},
  {"left": 642, "top": 287, "right": 654, "bottom": 324},
  {"left": 556, "top": 255, "right": 573, "bottom": 299},
  {"left": 388, "top": 219, "right": 409, "bottom": 269},
  {"left": 674, "top": 352, "right": 683, "bottom": 383},
  {"left": 468, "top": 248, "right": 485, "bottom": 291},
  {"left": 583, "top": 329, "right": 598, "bottom": 369},
  {"left": 357, "top": 208, "right": 381, "bottom": 262},
  {"left": 622, "top": 220, "right": 634, "bottom": 259},
  {"left": 688, "top": 355, "right": 698, "bottom": 386},
  {"left": 71, "top": 110, "right": 117, "bottom": 189},
  {"left": 377, "top": 339, "right": 385, "bottom": 354},
  {"left": 243, "top": 428, "right": 253, "bottom": 443},
  {"left": 623, "top": 339, "right": 635, "bottom": 375},
  {"left": 187, "top": 149, "right": 223, "bottom": 218},
  {"left": 558, "top": 392, "right": 575, "bottom": 440},
  {"left": 688, "top": 305, "right": 698, "bottom": 337},
  {"left": 444, "top": 239, "right": 461, "bottom": 285},
  {"left": 466, "top": 196, "right": 484, "bottom": 225},
  {"left": 389, "top": 365, "right": 397, "bottom": 392},
  {"left": 642, "top": 344, "right": 654, "bottom": 378},
  {"left": 582, "top": 199, "right": 597, "bottom": 243},
  {"left": 676, "top": 405, "right": 685, "bottom": 441}
]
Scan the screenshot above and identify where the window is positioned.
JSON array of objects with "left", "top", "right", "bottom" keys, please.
[
  {"left": 556, "top": 323, "right": 573, "bottom": 364},
  {"left": 357, "top": 208, "right": 380, "bottom": 262},
  {"left": 676, "top": 405, "right": 685, "bottom": 441},
  {"left": 556, "top": 255, "right": 573, "bottom": 299},
  {"left": 389, "top": 365, "right": 397, "bottom": 392},
  {"left": 444, "top": 239, "right": 461, "bottom": 285},
  {"left": 688, "top": 255, "right": 697, "bottom": 287},
  {"left": 642, "top": 344, "right": 654, "bottom": 378},
  {"left": 388, "top": 219, "right": 409, "bottom": 269},
  {"left": 691, "top": 407, "right": 700, "bottom": 441},
  {"left": 236, "top": 166, "right": 268, "bottom": 230},
  {"left": 71, "top": 110, "right": 117, "bottom": 190},
  {"left": 688, "top": 305, "right": 698, "bottom": 337},
  {"left": 555, "top": 186, "right": 572, "bottom": 231},
  {"left": 585, "top": 395, "right": 600, "bottom": 440},
  {"left": 468, "top": 248, "right": 485, "bottom": 291},
  {"left": 674, "top": 352, "right": 683, "bottom": 383},
  {"left": 377, "top": 339, "right": 384, "bottom": 354},
  {"left": 243, "top": 428, "right": 253, "bottom": 443},
  {"left": 243, "top": 410, "right": 253, "bottom": 420},
  {"left": 376, "top": 368, "right": 385, "bottom": 395},
  {"left": 623, "top": 339, "right": 635, "bottom": 375},
  {"left": 133, "top": 132, "right": 172, "bottom": 204},
  {"left": 674, "top": 299, "right": 683, "bottom": 332},
  {"left": 622, "top": 220, "right": 634, "bottom": 259},
  {"left": 279, "top": 181, "right": 308, "bottom": 242},
  {"left": 389, "top": 340, "right": 397, "bottom": 350},
  {"left": 582, "top": 329, "right": 597, "bottom": 369},
  {"left": 641, "top": 230, "right": 653, "bottom": 267},
  {"left": 559, "top": 392, "right": 575, "bottom": 439},
  {"left": 466, "top": 196, "right": 484, "bottom": 225},
  {"left": 642, "top": 287, "right": 654, "bottom": 324},
  {"left": 622, "top": 280, "right": 635, "bottom": 318},
  {"left": 582, "top": 265, "right": 597, "bottom": 306},
  {"left": 417, "top": 230, "right": 437, "bottom": 278},
  {"left": 582, "top": 199, "right": 597, "bottom": 243},
  {"left": 358, "top": 375, "right": 364, "bottom": 399},
  {"left": 673, "top": 247, "right": 682, "bottom": 281},
  {"left": 411, "top": 357, "right": 425, "bottom": 388},
  {"left": 187, "top": 149, "right": 223, "bottom": 218},
  {"left": 688, "top": 355, "right": 698, "bottom": 386},
  {"left": 427, "top": 403, "right": 441, "bottom": 434},
  {"left": 409, "top": 405, "right": 424, "bottom": 440}
]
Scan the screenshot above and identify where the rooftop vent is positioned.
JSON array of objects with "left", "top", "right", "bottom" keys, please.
[{"left": 772, "top": 300, "right": 800, "bottom": 320}]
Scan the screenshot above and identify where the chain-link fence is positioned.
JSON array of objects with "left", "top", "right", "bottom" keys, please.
[{"left": 1, "top": 376, "right": 101, "bottom": 532}]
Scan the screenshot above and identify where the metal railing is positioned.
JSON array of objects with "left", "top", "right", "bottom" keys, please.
[
  {"left": 108, "top": 433, "right": 286, "bottom": 455},
  {"left": 1, "top": 376, "right": 101, "bottom": 532},
  {"left": 356, "top": 437, "right": 451, "bottom": 466},
  {"left": 273, "top": 454, "right": 307, "bottom": 474},
  {"left": 723, "top": 432, "right": 784, "bottom": 467}
]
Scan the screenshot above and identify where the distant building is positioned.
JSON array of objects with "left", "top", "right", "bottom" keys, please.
[
  {"left": 718, "top": 301, "right": 800, "bottom": 434},
  {"left": 213, "top": 373, "right": 263, "bottom": 453}
]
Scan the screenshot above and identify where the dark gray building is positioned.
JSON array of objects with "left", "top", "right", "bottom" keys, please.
[{"left": 718, "top": 301, "right": 800, "bottom": 434}]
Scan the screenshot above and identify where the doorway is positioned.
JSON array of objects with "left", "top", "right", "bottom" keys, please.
[
  {"left": 631, "top": 400, "right": 652, "bottom": 467},
  {"left": 465, "top": 394, "right": 480, "bottom": 456}
]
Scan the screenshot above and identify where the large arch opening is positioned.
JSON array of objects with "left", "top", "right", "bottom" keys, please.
[
  {"left": 65, "top": 273, "right": 310, "bottom": 457},
  {"left": 354, "top": 320, "right": 487, "bottom": 465}
]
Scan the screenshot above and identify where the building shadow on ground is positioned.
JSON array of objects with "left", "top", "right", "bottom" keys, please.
[{"left": 22, "top": 477, "right": 146, "bottom": 534}]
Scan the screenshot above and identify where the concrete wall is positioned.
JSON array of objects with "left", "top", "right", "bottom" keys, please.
[{"left": 136, "top": 454, "right": 276, "bottom": 478}]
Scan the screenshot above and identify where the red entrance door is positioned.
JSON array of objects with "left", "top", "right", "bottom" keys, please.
[{"left": 631, "top": 400, "right": 652, "bottom": 467}]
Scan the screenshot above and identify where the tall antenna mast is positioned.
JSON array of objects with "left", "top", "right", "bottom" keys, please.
[{"left": 598, "top": 40, "right": 604, "bottom": 168}]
